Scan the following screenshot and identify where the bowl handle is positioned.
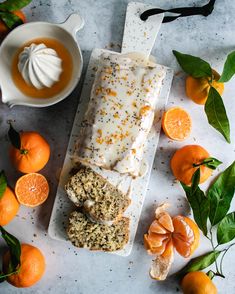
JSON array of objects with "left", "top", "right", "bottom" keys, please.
[{"left": 59, "top": 13, "right": 84, "bottom": 40}]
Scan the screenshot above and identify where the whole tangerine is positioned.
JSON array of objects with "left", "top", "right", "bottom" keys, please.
[
  {"left": 170, "top": 145, "right": 213, "bottom": 185},
  {"left": 0, "top": 187, "right": 20, "bottom": 226},
  {"left": 186, "top": 70, "right": 224, "bottom": 105},
  {"left": 182, "top": 271, "right": 217, "bottom": 294},
  {"left": 10, "top": 131, "right": 50, "bottom": 174},
  {"left": 3, "top": 243, "right": 46, "bottom": 288}
]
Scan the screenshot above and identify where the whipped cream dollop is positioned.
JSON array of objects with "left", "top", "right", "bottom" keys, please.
[{"left": 18, "top": 43, "right": 63, "bottom": 89}]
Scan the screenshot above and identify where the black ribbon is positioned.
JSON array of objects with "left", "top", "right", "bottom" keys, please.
[{"left": 140, "top": 0, "right": 216, "bottom": 23}]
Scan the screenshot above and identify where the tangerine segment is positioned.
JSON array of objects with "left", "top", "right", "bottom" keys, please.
[
  {"left": 171, "top": 144, "right": 213, "bottom": 185},
  {"left": 186, "top": 70, "right": 224, "bottom": 105},
  {"left": 3, "top": 244, "right": 45, "bottom": 288},
  {"left": 157, "top": 212, "right": 174, "bottom": 233},
  {"left": 0, "top": 187, "right": 20, "bottom": 226},
  {"left": 146, "top": 231, "right": 170, "bottom": 248},
  {"left": 149, "top": 220, "right": 169, "bottom": 234},
  {"left": 15, "top": 173, "right": 49, "bottom": 207},
  {"left": 172, "top": 215, "right": 200, "bottom": 258},
  {"left": 144, "top": 234, "right": 170, "bottom": 256},
  {"left": 162, "top": 107, "right": 192, "bottom": 141}
]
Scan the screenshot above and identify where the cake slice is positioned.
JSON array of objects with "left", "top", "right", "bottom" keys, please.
[
  {"left": 67, "top": 211, "right": 129, "bottom": 251},
  {"left": 65, "top": 166, "right": 130, "bottom": 222}
]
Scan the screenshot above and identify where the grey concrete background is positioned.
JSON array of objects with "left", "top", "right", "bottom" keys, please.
[{"left": 0, "top": 0, "right": 235, "bottom": 293}]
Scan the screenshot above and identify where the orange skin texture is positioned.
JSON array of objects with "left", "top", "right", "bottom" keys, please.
[
  {"left": 182, "top": 271, "right": 217, "bottom": 294},
  {"left": 171, "top": 144, "right": 213, "bottom": 186},
  {"left": 186, "top": 70, "right": 224, "bottom": 105},
  {"left": 172, "top": 216, "right": 200, "bottom": 258},
  {"left": 0, "top": 187, "right": 20, "bottom": 226},
  {"left": 162, "top": 107, "right": 192, "bottom": 141},
  {"left": 3, "top": 244, "right": 46, "bottom": 288},
  {"left": 10, "top": 132, "right": 50, "bottom": 173},
  {"left": 0, "top": 10, "right": 26, "bottom": 37}
]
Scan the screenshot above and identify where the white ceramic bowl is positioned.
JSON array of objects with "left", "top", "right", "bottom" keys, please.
[{"left": 0, "top": 13, "right": 84, "bottom": 107}]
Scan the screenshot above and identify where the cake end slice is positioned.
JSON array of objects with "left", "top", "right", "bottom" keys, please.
[{"left": 67, "top": 211, "right": 130, "bottom": 251}]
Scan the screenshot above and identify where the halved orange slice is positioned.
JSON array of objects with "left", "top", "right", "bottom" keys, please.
[
  {"left": 162, "top": 107, "right": 192, "bottom": 141},
  {"left": 15, "top": 173, "right": 49, "bottom": 207}
]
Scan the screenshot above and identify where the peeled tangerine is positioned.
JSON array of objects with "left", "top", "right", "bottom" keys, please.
[{"left": 144, "top": 203, "right": 200, "bottom": 280}]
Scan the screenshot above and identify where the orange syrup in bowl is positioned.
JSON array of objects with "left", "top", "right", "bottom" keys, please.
[{"left": 12, "top": 38, "right": 73, "bottom": 99}]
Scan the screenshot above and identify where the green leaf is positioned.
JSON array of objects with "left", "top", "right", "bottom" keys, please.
[
  {"left": 208, "top": 161, "right": 235, "bottom": 225},
  {"left": 8, "top": 123, "right": 21, "bottom": 150},
  {"left": 0, "top": 171, "right": 7, "bottom": 200},
  {"left": 178, "top": 251, "right": 221, "bottom": 275},
  {"left": 205, "top": 86, "right": 230, "bottom": 143},
  {"left": 0, "top": 0, "right": 32, "bottom": 11},
  {"left": 173, "top": 50, "right": 212, "bottom": 78},
  {"left": 181, "top": 169, "right": 209, "bottom": 236},
  {"left": 193, "top": 157, "right": 222, "bottom": 170},
  {"left": 0, "top": 271, "right": 6, "bottom": 283},
  {"left": 201, "top": 157, "right": 223, "bottom": 170},
  {"left": 0, "top": 11, "right": 23, "bottom": 29},
  {"left": 219, "top": 51, "right": 235, "bottom": 83},
  {"left": 0, "top": 226, "right": 21, "bottom": 275},
  {"left": 217, "top": 212, "right": 235, "bottom": 245}
]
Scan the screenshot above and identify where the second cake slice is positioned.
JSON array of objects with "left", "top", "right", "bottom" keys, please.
[{"left": 65, "top": 166, "right": 130, "bottom": 222}]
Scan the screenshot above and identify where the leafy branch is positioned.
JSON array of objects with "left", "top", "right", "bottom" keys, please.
[
  {"left": 173, "top": 50, "right": 235, "bottom": 143},
  {"left": 0, "top": 226, "right": 21, "bottom": 283},
  {"left": 179, "top": 161, "right": 235, "bottom": 279}
]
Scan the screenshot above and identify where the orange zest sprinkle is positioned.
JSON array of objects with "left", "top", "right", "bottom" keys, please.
[{"left": 140, "top": 105, "right": 152, "bottom": 117}]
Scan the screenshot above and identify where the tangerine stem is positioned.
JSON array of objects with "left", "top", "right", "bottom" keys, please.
[
  {"left": 209, "top": 228, "right": 221, "bottom": 275},
  {"left": 193, "top": 159, "right": 213, "bottom": 168},
  {"left": 219, "top": 243, "right": 235, "bottom": 277},
  {"left": 0, "top": 268, "right": 20, "bottom": 279},
  {"left": 20, "top": 149, "right": 28, "bottom": 155}
]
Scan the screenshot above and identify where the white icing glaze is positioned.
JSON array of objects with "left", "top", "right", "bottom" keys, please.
[
  {"left": 77, "top": 52, "right": 166, "bottom": 177},
  {"left": 18, "top": 43, "right": 63, "bottom": 89},
  {"left": 84, "top": 199, "right": 95, "bottom": 210}
]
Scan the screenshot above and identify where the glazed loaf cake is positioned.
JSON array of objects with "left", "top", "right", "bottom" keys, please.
[
  {"left": 77, "top": 52, "right": 166, "bottom": 177},
  {"left": 65, "top": 166, "right": 130, "bottom": 222},
  {"left": 67, "top": 211, "right": 129, "bottom": 251}
]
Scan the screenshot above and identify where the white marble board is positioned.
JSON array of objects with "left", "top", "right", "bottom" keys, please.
[{"left": 48, "top": 2, "right": 173, "bottom": 256}]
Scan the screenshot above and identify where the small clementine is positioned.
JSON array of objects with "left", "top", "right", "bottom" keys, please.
[
  {"left": 182, "top": 271, "right": 217, "bottom": 294},
  {"left": 186, "top": 70, "right": 224, "bottom": 105},
  {"left": 3, "top": 244, "right": 45, "bottom": 288},
  {"left": 10, "top": 131, "right": 50, "bottom": 174},
  {"left": 0, "top": 187, "right": 20, "bottom": 226},
  {"left": 171, "top": 145, "right": 213, "bottom": 185}
]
